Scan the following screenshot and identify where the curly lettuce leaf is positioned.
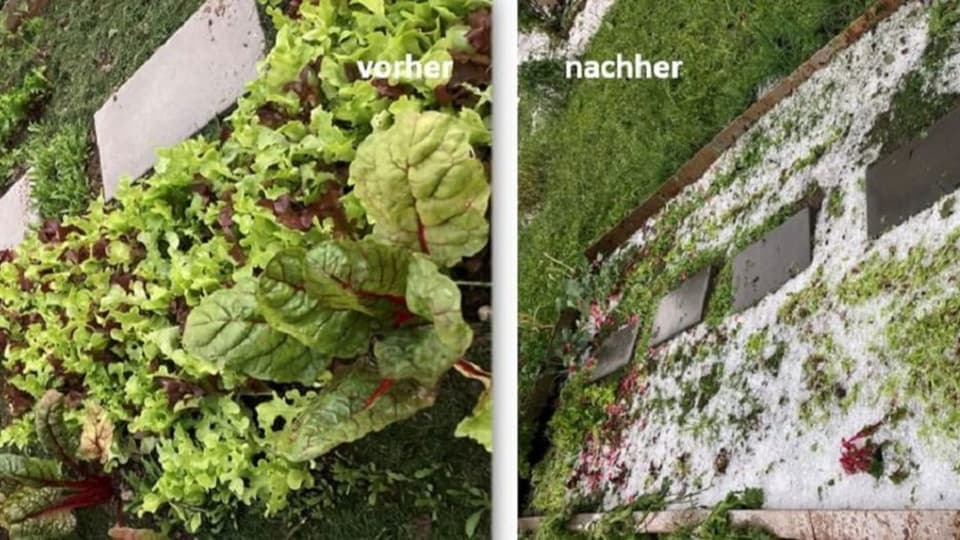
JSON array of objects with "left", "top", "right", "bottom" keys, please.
[
  {"left": 350, "top": 110, "right": 490, "bottom": 267},
  {"left": 456, "top": 386, "right": 491, "bottom": 452},
  {"left": 266, "top": 367, "right": 435, "bottom": 462},
  {"left": 182, "top": 280, "right": 329, "bottom": 384}
]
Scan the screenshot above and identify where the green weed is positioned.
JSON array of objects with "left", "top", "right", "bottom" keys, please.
[{"left": 26, "top": 122, "right": 91, "bottom": 219}]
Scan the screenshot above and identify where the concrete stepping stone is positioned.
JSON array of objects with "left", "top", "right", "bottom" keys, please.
[
  {"left": 649, "top": 266, "right": 712, "bottom": 346},
  {"left": 867, "top": 105, "right": 960, "bottom": 238},
  {"left": 94, "top": 0, "right": 265, "bottom": 199},
  {"left": 733, "top": 207, "right": 813, "bottom": 312},
  {"left": 0, "top": 175, "right": 37, "bottom": 250},
  {"left": 588, "top": 320, "right": 640, "bottom": 382}
]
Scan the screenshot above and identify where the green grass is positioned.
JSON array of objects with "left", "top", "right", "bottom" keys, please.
[
  {"left": 519, "top": 0, "right": 872, "bottom": 402},
  {"left": 25, "top": 121, "right": 92, "bottom": 219},
  {"left": 33, "top": 0, "right": 206, "bottom": 128}
]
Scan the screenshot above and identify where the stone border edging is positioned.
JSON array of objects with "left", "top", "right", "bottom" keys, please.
[
  {"left": 584, "top": 0, "right": 909, "bottom": 261},
  {"left": 518, "top": 509, "right": 960, "bottom": 538},
  {"left": 0, "top": 173, "right": 36, "bottom": 251}
]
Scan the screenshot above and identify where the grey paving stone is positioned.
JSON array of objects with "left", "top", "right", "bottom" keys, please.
[
  {"left": 649, "top": 266, "right": 712, "bottom": 346},
  {"left": 94, "top": 0, "right": 265, "bottom": 199},
  {"left": 867, "top": 105, "right": 960, "bottom": 238},
  {"left": 0, "top": 175, "right": 36, "bottom": 250},
  {"left": 588, "top": 320, "right": 640, "bottom": 382},
  {"left": 733, "top": 208, "right": 813, "bottom": 312}
]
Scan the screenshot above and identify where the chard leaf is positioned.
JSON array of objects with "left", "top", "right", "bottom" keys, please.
[
  {"left": 182, "top": 280, "right": 329, "bottom": 384},
  {"left": 78, "top": 403, "right": 113, "bottom": 464},
  {"left": 299, "top": 240, "right": 410, "bottom": 315},
  {"left": 374, "top": 256, "right": 472, "bottom": 386},
  {"left": 34, "top": 391, "right": 76, "bottom": 465},
  {"left": 256, "top": 248, "right": 374, "bottom": 358},
  {"left": 271, "top": 368, "right": 435, "bottom": 462},
  {"left": 350, "top": 111, "right": 490, "bottom": 267},
  {"left": 2, "top": 487, "right": 76, "bottom": 539},
  {"left": 0, "top": 455, "right": 61, "bottom": 487}
]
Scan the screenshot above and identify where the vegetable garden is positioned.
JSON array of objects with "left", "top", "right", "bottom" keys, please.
[{"left": 0, "top": 0, "right": 493, "bottom": 538}]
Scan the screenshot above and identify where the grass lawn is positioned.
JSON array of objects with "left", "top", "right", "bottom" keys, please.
[
  {"left": 31, "top": 0, "right": 206, "bottom": 127},
  {"left": 518, "top": 0, "right": 874, "bottom": 407}
]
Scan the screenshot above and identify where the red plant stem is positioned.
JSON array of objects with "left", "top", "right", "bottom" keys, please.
[
  {"left": 41, "top": 477, "right": 109, "bottom": 490},
  {"left": 393, "top": 308, "right": 415, "bottom": 328},
  {"left": 331, "top": 276, "right": 407, "bottom": 306},
  {"left": 416, "top": 216, "right": 429, "bottom": 254},
  {"left": 454, "top": 359, "right": 491, "bottom": 380},
  {"left": 364, "top": 378, "right": 394, "bottom": 409},
  {"left": 27, "top": 475, "right": 114, "bottom": 520}
]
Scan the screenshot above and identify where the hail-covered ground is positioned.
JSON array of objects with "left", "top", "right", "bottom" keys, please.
[
  {"left": 569, "top": 3, "right": 960, "bottom": 510},
  {"left": 519, "top": 0, "right": 615, "bottom": 64}
]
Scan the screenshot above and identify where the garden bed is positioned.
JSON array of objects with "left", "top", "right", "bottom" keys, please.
[
  {"left": 0, "top": 0, "right": 493, "bottom": 538},
  {"left": 528, "top": 0, "right": 960, "bottom": 530},
  {"left": 518, "top": 2, "right": 876, "bottom": 478}
]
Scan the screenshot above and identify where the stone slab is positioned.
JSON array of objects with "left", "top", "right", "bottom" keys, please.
[
  {"left": 649, "top": 266, "right": 713, "bottom": 346},
  {"left": 588, "top": 321, "right": 640, "bottom": 382},
  {"left": 867, "top": 105, "right": 960, "bottom": 238},
  {"left": 733, "top": 207, "right": 813, "bottom": 312},
  {"left": 0, "top": 176, "right": 36, "bottom": 250},
  {"left": 94, "top": 0, "right": 265, "bottom": 199}
]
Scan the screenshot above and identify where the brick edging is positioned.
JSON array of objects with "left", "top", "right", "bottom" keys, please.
[{"left": 584, "top": 0, "right": 909, "bottom": 261}]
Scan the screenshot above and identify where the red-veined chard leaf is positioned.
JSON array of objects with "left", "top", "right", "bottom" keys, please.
[
  {"left": 78, "top": 403, "right": 113, "bottom": 464},
  {"left": 34, "top": 391, "right": 77, "bottom": 467},
  {"left": 182, "top": 279, "right": 329, "bottom": 384},
  {"left": 0, "top": 455, "right": 62, "bottom": 488},
  {"left": 349, "top": 110, "right": 490, "bottom": 267},
  {"left": 270, "top": 240, "right": 410, "bottom": 316},
  {"left": 256, "top": 247, "right": 377, "bottom": 358},
  {"left": 2, "top": 487, "right": 76, "bottom": 539},
  {"left": 263, "top": 367, "right": 435, "bottom": 462},
  {"left": 374, "top": 256, "right": 472, "bottom": 386}
]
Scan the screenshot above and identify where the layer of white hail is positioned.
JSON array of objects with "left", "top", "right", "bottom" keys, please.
[{"left": 573, "top": 4, "right": 960, "bottom": 510}]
